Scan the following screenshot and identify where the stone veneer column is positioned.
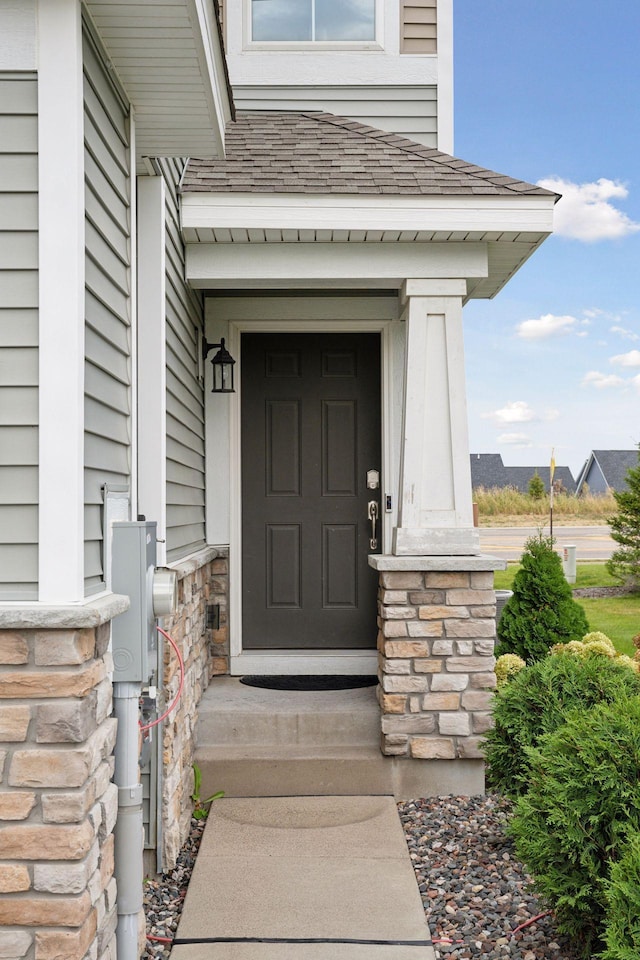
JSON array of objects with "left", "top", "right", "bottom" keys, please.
[
  {"left": 0, "top": 596, "right": 128, "bottom": 960},
  {"left": 370, "top": 556, "right": 505, "bottom": 768},
  {"left": 159, "top": 547, "right": 229, "bottom": 869}
]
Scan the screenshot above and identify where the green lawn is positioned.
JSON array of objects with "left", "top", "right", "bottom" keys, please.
[
  {"left": 494, "top": 563, "right": 640, "bottom": 656},
  {"left": 576, "top": 596, "right": 640, "bottom": 657},
  {"left": 494, "top": 562, "right": 618, "bottom": 591}
]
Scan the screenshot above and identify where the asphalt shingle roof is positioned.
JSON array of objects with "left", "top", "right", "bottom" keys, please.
[
  {"left": 591, "top": 450, "right": 639, "bottom": 491},
  {"left": 470, "top": 454, "right": 576, "bottom": 494},
  {"left": 182, "top": 111, "right": 559, "bottom": 198}
]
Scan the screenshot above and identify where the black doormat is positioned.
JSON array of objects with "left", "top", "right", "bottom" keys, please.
[{"left": 240, "top": 675, "right": 378, "bottom": 691}]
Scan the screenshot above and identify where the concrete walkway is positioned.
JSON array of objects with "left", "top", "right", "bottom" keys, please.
[{"left": 171, "top": 796, "right": 435, "bottom": 959}]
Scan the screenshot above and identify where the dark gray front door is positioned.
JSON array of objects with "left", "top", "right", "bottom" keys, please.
[{"left": 241, "top": 332, "right": 381, "bottom": 650}]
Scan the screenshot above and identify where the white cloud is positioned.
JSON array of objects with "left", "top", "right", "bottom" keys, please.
[
  {"left": 485, "top": 401, "right": 535, "bottom": 423},
  {"left": 537, "top": 177, "right": 640, "bottom": 242},
  {"left": 516, "top": 313, "right": 579, "bottom": 340},
  {"left": 611, "top": 324, "right": 639, "bottom": 342},
  {"left": 497, "top": 432, "right": 532, "bottom": 447},
  {"left": 610, "top": 349, "right": 640, "bottom": 368},
  {"left": 543, "top": 408, "right": 561, "bottom": 422},
  {"left": 582, "top": 371, "right": 625, "bottom": 389},
  {"left": 634, "top": 374, "right": 640, "bottom": 391}
]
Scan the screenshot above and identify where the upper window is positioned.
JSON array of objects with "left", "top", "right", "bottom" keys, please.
[{"left": 251, "top": 0, "right": 376, "bottom": 42}]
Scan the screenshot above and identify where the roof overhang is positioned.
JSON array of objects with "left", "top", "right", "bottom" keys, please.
[
  {"left": 85, "top": 0, "right": 233, "bottom": 162},
  {"left": 181, "top": 192, "right": 556, "bottom": 298}
]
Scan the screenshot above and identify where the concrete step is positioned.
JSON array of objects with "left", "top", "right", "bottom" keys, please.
[
  {"left": 196, "top": 676, "right": 380, "bottom": 747},
  {"left": 195, "top": 676, "right": 485, "bottom": 801},
  {"left": 195, "top": 743, "right": 483, "bottom": 800}
]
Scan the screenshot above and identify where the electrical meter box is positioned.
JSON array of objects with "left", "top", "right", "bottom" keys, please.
[{"left": 111, "top": 521, "right": 158, "bottom": 683}]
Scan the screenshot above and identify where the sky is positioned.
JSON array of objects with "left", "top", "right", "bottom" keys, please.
[{"left": 454, "top": 0, "right": 640, "bottom": 479}]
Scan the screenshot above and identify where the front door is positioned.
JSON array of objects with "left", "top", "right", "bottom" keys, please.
[{"left": 241, "top": 332, "right": 381, "bottom": 650}]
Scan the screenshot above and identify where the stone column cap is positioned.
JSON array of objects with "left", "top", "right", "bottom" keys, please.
[
  {"left": 369, "top": 554, "right": 506, "bottom": 572},
  {"left": 0, "top": 594, "right": 130, "bottom": 629}
]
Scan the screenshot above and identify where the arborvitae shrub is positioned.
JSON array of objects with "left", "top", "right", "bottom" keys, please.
[
  {"left": 528, "top": 471, "right": 545, "bottom": 500},
  {"left": 607, "top": 446, "right": 640, "bottom": 590},
  {"left": 496, "top": 533, "right": 589, "bottom": 661},
  {"left": 509, "top": 698, "right": 640, "bottom": 958},
  {"left": 485, "top": 653, "right": 640, "bottom": 799},
  {"left": 601, "top": 833, "right": 640, "bottom": 960}
]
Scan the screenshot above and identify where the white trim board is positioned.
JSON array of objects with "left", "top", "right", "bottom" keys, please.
[
  {"left": 230, "top": 652, "right": 379, "bottom": 677},
  {"left": 137, "top": 175, "right": 168, "bottom": 563},
  {"left": 187, "top": 241, "right": 489, "bottom": 288},
  {"left": 181, "top": 192, "right": 556, "bottom": 234},
  {"left": 37, "top": 0, "right": 85, "bottom": 602}
]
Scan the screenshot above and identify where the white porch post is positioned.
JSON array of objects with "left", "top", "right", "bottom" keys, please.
[
  {"left": 37, "top": 0, "right": 85, "bottom": 601},
  {"left": 393, "top": 279, "right": 479, "bottom": 556},
  {"left": 137, "top": 175, "right": 167, "bottom": 565}
]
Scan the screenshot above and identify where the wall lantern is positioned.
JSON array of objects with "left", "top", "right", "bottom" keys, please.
[{"left": 202, "top": 337, "right": 236, "bottom": 393}]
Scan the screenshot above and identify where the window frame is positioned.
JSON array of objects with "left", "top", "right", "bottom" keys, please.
[{"left": 244, "top": 0, "right": 384, "bottom": 51}]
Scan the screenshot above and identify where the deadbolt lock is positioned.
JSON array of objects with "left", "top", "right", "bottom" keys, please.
[{"left": 366, "top": 469, "right": 380, "bottom": 489}]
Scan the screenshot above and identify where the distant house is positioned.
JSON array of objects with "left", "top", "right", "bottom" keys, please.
[
  {"left": 470, "top": 454, "right": 576, "bottom": 494},
  {"left": 576, "top": 450, "right": 639, "bottom": 495}
]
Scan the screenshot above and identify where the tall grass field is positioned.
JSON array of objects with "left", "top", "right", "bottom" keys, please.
[{"left": 475, "top": 487, "right": 615, "bottom": 525}]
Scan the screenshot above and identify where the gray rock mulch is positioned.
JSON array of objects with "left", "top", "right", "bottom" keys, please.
[
  {"left": 398, "top": 794, "right": 579, "bottom": 960},
  {"left": 143, "top": 795, "right": 580, "bottom": 960},
  {"left": 572, "top": 585, "right": 635, "bottom": 598}
]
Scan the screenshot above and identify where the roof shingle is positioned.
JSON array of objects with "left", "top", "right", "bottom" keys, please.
[{"left": 182, "top": 111, "right": 559, "bottom": 199}]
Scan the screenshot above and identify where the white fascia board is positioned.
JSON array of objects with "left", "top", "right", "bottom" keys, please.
[
  {"left": 181, "top": 193, "right": 556, "bottom": 235},
  {"left": 188, "top": 0, "right": 233, "bottom": 153},
  {"left": 186, "top": 241, "right": 488, "bottom": 287}
]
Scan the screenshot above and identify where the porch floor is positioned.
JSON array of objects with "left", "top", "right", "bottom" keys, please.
[
  {"left": 170, "top": 795, "right": 436, "bottom": 959},
  {"left": 194, "top": 677, "right": 484, "bottom": 799}
]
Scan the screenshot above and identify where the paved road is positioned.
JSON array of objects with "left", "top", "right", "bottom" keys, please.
[{"left": 479, "top": 525, "right": 614, "bottom": 562}]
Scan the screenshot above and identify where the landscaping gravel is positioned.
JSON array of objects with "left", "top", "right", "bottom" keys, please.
[
  {"left": 143, "top": 817, "right": 206, "bottom": 960},
  {"left": 143, "top": 795, "right": 579, "bottom": 960},
  {"left": 398, "top": 794, "right": 580, "bottom": 960}
]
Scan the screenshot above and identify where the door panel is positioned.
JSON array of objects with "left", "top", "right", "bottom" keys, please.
[{"left": 241, "top": 332, "right": 381, "bottom": 650}]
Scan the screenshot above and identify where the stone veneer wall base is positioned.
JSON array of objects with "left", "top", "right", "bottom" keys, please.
[
  {"left": 0, "top": 595, "right": 129, "bottom": 960},
  {"left": 160, "top": 547, "right": 229, "bottom": 871},
  {"left": 370, "top": 553, "right": 506, "bottom": 775},
  {"left": 0, "top": 543, "right": 230, "bottom": 960}
]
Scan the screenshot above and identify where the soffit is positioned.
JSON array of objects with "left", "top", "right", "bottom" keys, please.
[{"left": 84, "top": 0, "right": 233, "bottom": 161}]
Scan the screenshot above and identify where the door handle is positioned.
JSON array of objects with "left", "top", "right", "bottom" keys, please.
[{"left": 367, "top": 500, "right": 378, "bottom": 550}]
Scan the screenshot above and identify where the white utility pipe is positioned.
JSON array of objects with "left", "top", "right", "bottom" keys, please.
[{"left": 113, "top": 681, "right": 144, "bottom": 960}]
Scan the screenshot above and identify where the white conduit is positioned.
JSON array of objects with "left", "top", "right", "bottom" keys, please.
[{"left": 113, "top": 680, "right": 144, "bottom": 960}]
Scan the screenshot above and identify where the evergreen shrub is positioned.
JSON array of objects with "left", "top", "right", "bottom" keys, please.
[
  {"left": 528, "top": 471, "right": 545, "bottom": 500},
  {"left": 496, "top": 533, "right": 589, "bottom": 662},
  {"left": 485, "top": 653, "right": 640, "bottom": 799},
  {"left": 607, "top": 446, "right": 640, "bottom": 590},
  {"left": 509, "top": 698, "right": 640, "bottom": 958},
  {"left": 601, "top": 833, "right": 640, "bottom": 960}
]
